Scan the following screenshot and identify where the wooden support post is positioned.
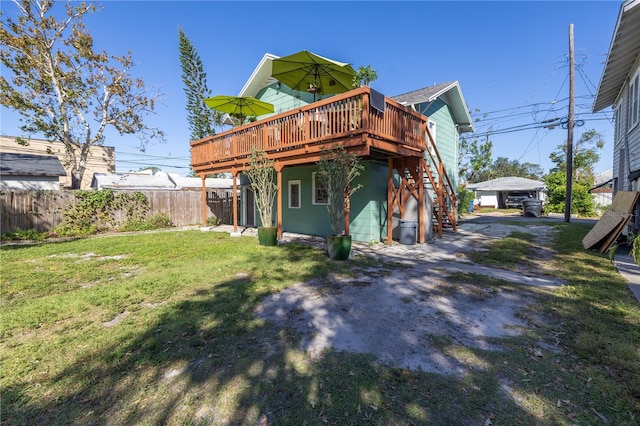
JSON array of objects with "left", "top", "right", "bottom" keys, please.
[
  {"left": 304, "top": 110, "right": 311, "bottom": 142},
  {"left": 232, "top": 169, "right": 239, "bottom": 233},
  {"left": 387, "top": 158, "right": 394, "bottom": 244},
  {"left": 361, "top": 92, "right": 370, "bottom": 130},
  {"left": 418, "top": 158, "right": 425, "bottom": 243},
  {"left": 262, "top": 125, "right": 269, "bottom": 151},
  {"left": 277, "top": 166, "right": 283, "bottom": 240},
  {"left": 399, "top": 159, "right": 407, "bottom": 220},
  {"left": 201, "top": 174, "right": 207, "bottom": 226},
  {"left": 437, "top": 162, "right": 444, "bottom": 238}
]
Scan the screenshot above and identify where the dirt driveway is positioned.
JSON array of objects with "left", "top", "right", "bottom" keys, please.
[{"left": 256, "top": 214, "right": 565, "bottom": 375}]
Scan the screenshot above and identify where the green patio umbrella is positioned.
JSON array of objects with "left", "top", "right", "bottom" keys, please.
[
  {"left": 271, "top": 50, "right": 357, "bottom": 100},
  {"left": 204, "top": 95, "right": 274, "bottom": 125}
]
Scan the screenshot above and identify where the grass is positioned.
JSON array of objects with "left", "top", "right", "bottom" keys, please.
[
  {"left": 1, "top": 224, "right": 639, "bottom": 425},
  {"left": 470, "top": 230, "right": 537, "bottom": 269}
]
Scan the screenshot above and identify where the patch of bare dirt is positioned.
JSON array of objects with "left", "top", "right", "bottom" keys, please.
[{"left": 256, "top": 218, "right": 562, "bottom": 375}]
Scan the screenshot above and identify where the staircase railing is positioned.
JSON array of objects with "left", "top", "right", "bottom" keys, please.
[{"left": 423, "top": 127, "right": 458, "bottom": 237}]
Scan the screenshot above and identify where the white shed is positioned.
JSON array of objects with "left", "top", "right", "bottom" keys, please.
[{"left": 466, "top": 177, "right": 546, "bottom": 209}]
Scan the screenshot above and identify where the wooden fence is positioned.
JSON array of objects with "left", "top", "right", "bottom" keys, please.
[{"left": 0, "top": 189, "right": 237, "bottom": 233}]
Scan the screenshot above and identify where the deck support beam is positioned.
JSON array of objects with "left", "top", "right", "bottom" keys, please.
[
  {"left": 231, "top": 169, "right": 240, "bottom": 237},
  {"left": 201, "top": 175, "right": 207, "bottom": 226},
  {"left": 276, "top": 166, "right": 283, "bottom": 240}
]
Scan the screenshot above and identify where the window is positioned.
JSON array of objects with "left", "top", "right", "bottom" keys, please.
[
  {"left": 631, "top": 73, "right": 640, "bottom": 129},
  {"left": 428, "top": 119, "right": 437, "bottom": 142},
  {"left": 427, "top": 120, "right": 437, "bottom": 156},
  {"left": 288, "top": 180, "right": 301, "bottom": 208},
  {"left": 614, "top": 109, "right": 621, "bottom": 146},
  {"left": 312, "top": 172, "right": 329, "bottom": 205}
]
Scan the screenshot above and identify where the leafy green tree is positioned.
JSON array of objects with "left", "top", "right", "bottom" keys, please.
[
  {"left": 549, "top": 129, "right": 604, "bottom": 183},
  {"left": 544, "top": 171, "right": 596, "bottom": 216},
  {"left": 178, "top": 27, "right": 224, "bottom": 141},
  {"left": 352, "top": 65, "right": 379, "bottom": 88},
  {"left": 458, "top": 137, "right": 493, "bottom": 184},
  {"left": 473, "top": 157, "right": 544, "bottom": 182},
  {"left": 544, "top": 129, "right": 604, "bottom": 216},
  {"left": 0, "top": 0, "right": 164, "bottom": 189},
  {"left": 457, "top": 185, "right": 475, "bottom": 214}
]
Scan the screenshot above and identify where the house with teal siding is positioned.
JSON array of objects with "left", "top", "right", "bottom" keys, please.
[
  {"left": 192, "top": 53, "right": 474, "bottom": 243},
  {"left": 392, "top": 82, "right": 475, "bottom": 192}
]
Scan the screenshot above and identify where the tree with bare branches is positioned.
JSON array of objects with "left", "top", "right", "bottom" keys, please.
[{"left": 0, "top": 0, "right": 164, "bottom": 188}]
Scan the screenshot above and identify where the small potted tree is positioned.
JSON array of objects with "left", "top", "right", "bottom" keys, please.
[
  {"left": 244, "top": 148, "right": 278, "bottom": 246},
  {"left": 316, "top": 144, "right": 364, "bottom": 260}
]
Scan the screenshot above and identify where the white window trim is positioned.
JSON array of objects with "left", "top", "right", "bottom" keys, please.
[
  {"left": 288, "top": 180, "right": 301, "bottom": 209},
  {"left": 630, "top": 72, "right": 640, "bottom": 131},
  {"left": 312, "top": 172, "right": 330, "bottom": 205},
  {"left": 427, "top": 119, "right": 437, "bottom": 156}
]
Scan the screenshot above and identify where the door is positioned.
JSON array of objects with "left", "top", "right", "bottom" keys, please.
[{"left": 245, "top": 187, "right": 255, "bottom": 226}]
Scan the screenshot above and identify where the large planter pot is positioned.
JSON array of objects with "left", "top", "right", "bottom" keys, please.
[
  {"left": 258, "top": 227, "right": 278, "bottom": 246},
  {"left": 326, "top": 235, "right": 352, "bottom": 260}
]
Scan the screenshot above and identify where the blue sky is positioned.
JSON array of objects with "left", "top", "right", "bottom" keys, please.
[{"left": 0, "top": 1, "right": 622, "bottom": 176}]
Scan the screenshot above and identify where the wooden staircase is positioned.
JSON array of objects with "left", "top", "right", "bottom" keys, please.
[
  {"left": 423, "top": 131, "right": 458, "bottom": 238},
  {"left": 389, "top": 128, "right": 458, "bottom": 241}
]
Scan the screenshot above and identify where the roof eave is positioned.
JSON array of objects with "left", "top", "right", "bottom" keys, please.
[
  {"left": 238, "top": 53, "right": 280, "bottom": 97},
  {"left": 593, "top": 0, "right": 640, "bottom": 112}
]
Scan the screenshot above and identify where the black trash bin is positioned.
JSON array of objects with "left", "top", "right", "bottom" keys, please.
[
  {"left": 399, "top": 219, "right": 418, "bottom": 245},
  {"left": 521, "top": 199, "right": 543, "bottom": 217}
]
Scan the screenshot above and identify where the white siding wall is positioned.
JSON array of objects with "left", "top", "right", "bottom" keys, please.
[
  {"left": 628, "top": 60, "right": 640, "bottom": 179},
  {"left": 613, "top": 60, "right": 640, "bottom": 191},
  {"left": 0, "top": 176, "right": 61, "bottom": 190}
]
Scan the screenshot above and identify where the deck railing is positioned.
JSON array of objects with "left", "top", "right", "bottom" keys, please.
[{"left": 191, "top": 87, "right": 426, "bottom": 170}]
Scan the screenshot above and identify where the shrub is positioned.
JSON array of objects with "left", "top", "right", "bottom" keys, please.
[
  {"left": 0, "top": 229, "right": 46, "bottom": 242},
  {"left": 55, "top": 190, "right": 151, "bottom": 236},
  {"left": 118, "top": 213, "right": 172, "bottom": 232},
  {"left": 206, "top": 216, "right": 222, "bottom": 226}
]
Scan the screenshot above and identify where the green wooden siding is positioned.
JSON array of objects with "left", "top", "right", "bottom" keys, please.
[
  {"left": 239, "top": 85, "right": 462, "bottom": 241},
  {"left": 418, "top": 99, "right": 460, "bottom": 190},
  {"left": 255, "top": 83, "right": 314, "bottom": 117},
  {"left": 263, "top": 161, "right": 389, "bottom": 242}
]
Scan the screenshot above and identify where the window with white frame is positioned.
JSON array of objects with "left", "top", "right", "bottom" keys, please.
[
  {"left": 427, "top": 120, "right": 437, "bottom": 156},
  {"left": 288, "top": 180, "right": 301, "bottom": 208},
  {"left": 614, "top": 109, "right": 621, "bottom": 146},
  {"left": 631, "top": 72, "right": 640, "bottom": 129},
  {"left": 312, "top": 172, "right": 329, "bottom": 205}
]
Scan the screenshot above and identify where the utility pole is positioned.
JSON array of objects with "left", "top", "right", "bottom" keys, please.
[{"left": 565, "top": 23, "right": 575, "bottom": 223}]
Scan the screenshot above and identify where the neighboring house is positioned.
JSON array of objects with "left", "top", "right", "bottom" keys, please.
[
  {"left": 593, "top": 0, "right": 640, "bottom": 229},
  {"left": 0, "top": 135, "right": 115, "bottom": 190},
  {"left": 92, "top": 172, "right": 236, "bottom": 191},
  {"left": 191, "top": 53, "right": 474, "bottom": 243},
  {"left": 92, "top": 172, "right": 180, "bottom": 191},
  {"left": 0, "top": 152, "right": 66, "bottom": 190},
  {"left": 466, "top": 177, "right": 546, "bottom": 209},
  {"left": 589, "top": 169, "right": 614, "bottom": 208}
]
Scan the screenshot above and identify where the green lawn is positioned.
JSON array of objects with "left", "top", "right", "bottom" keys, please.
[{"left": 1, "top": 225, "right": 639, "bottom": 425}]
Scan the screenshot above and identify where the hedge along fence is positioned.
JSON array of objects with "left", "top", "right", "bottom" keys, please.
[{"left": 0, "top": 189, "right": 237, "bottom": 233}]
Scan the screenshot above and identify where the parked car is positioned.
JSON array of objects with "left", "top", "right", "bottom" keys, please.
[{"left": 504, "top": 192, "right": 533, "bottom": 208}]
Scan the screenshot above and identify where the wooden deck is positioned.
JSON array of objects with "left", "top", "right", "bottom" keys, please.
[
  {"left": 190, "top": 86, "right": 457, "bottom": 243},
  {"left": 191, "top": 87, "right": 427, "bottom": 174}
]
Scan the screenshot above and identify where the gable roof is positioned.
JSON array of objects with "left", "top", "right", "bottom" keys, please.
[
  {"left": 466, "top": 176, "right": 545, "bottom": 191},
  {"left": 593, "top": 0, "right": 640, "bottom": 112},
  {"left": 0, "top": 152, "right": 66, "bottom": 177},
  {"left": 392, "top": 82, "right": 475, "bottom": 134},
  {"left": 238, "top": 53, "right": 280, "bottom": 97}
]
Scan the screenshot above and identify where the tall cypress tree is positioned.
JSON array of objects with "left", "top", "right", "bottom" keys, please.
[{"left": 178, "top": 27, "right": 223, "bottom": 141}]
